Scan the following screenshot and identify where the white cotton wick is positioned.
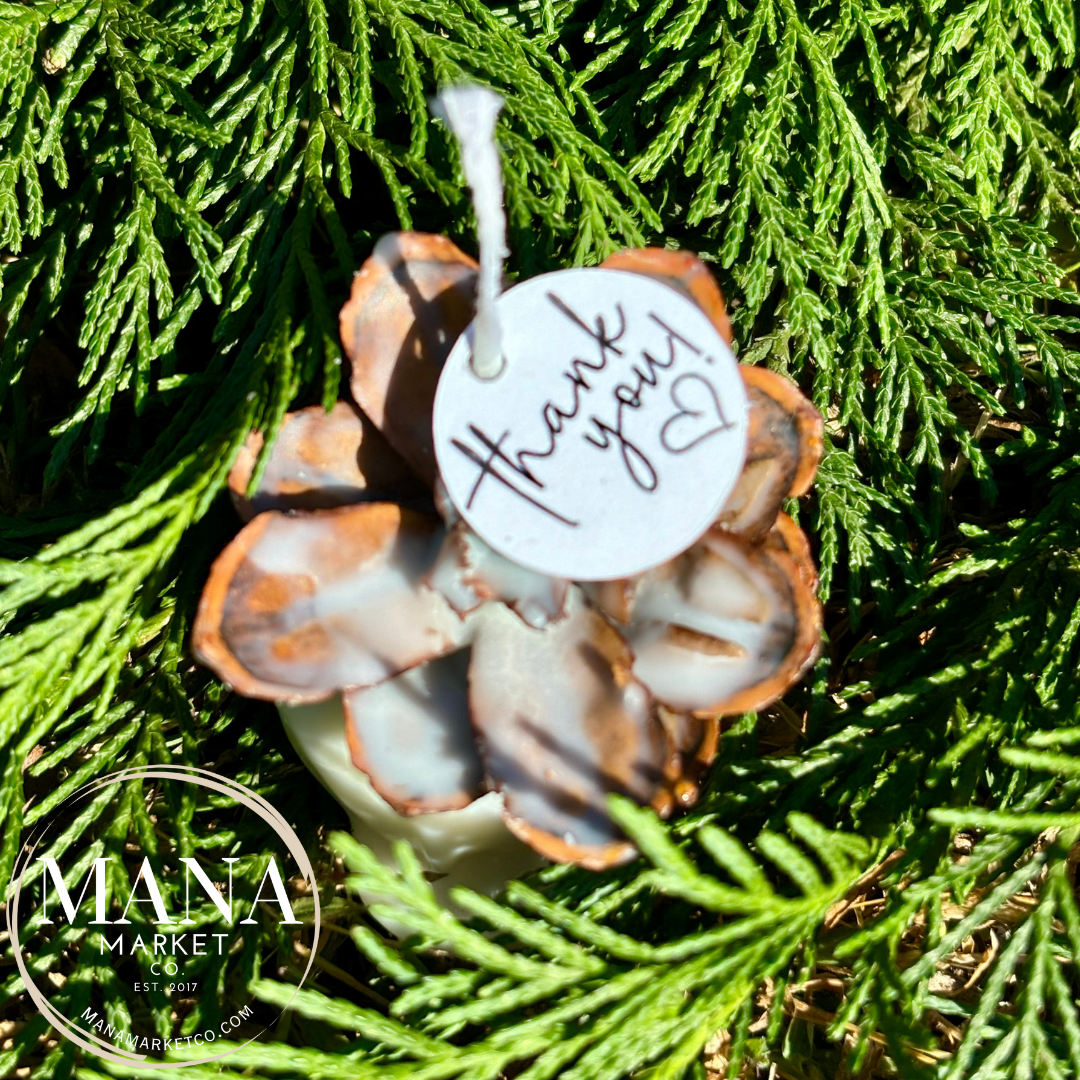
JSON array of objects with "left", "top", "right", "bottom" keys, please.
[{"left": 434, "top": 85, "right": 507, "bottom": 380}]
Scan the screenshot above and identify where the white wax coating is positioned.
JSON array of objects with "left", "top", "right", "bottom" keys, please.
[
  {"left": 628, "top": 535, "right": 796, "bottom": 711},
  {"left": 277, "top": 696, "right": 542, "bottom": 930},
  {"left": 434, "top": 85, "right": 506, "bottom": 379}
]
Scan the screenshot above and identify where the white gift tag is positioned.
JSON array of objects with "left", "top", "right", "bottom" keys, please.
[{"left": 432, "top": 267, "right": 748, "bottom": 581}]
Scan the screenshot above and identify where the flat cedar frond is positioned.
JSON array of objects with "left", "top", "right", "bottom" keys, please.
[{"left": 2, "top": 0, "right": 1080, "bottom": 1077}]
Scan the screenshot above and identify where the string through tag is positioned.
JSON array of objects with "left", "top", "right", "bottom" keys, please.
[{"left": 433, "top": 85, "right": 507, "bottom": 380}]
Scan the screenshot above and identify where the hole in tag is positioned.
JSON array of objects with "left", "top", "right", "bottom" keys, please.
[{"left": 469, "top": 351, "right": 506, "bottom": 380}]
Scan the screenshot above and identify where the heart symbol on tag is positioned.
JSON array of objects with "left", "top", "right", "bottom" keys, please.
[{"left": 660, "top": 373, "right": 735, "bottom": 455}]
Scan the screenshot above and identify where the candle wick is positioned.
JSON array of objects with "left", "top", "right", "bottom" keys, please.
[{"left": 433, "top": 84, "right": 507, "bottom": 380}]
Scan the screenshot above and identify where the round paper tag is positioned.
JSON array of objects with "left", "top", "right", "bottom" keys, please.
[{"left": 432, "top": 267, "right": 748, "bottom": 581}]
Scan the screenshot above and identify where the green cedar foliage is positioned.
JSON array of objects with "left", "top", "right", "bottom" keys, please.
[{"left": 1, "top": 0, "right": 1080, "bottom": 1077}]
